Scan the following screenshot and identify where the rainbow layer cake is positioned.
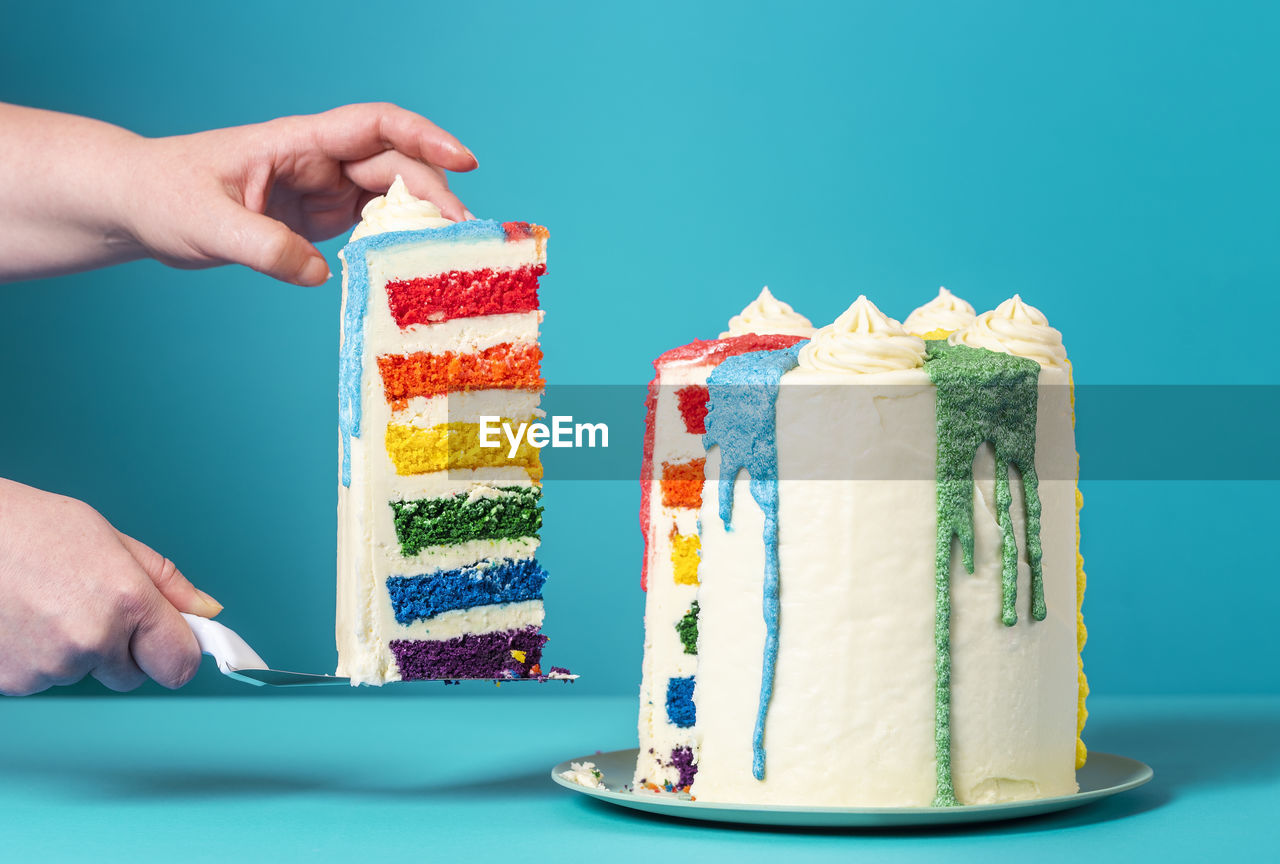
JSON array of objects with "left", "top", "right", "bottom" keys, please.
[
  {"left": 636, "top": 287, "right": 1088, "bottom": 806},
  {"left": 336, "top": 177, "right": 562, "bottom": 685}
]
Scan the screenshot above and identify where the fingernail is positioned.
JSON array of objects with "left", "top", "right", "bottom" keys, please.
[
  {"left": 195, "top": 589, "right": 223, "bottom": 617},
  {"left": 462, "top": 145, "right": 478, "bottom": 166},
  {"left": 301, "top": 256, "right": 330, "bottom": 286},
  {"left": 463, "top": 210, "right": 477, "bottom": 221}
]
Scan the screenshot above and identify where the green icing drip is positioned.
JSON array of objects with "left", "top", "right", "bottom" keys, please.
[
  {"left": 924, "top": 341, "right": 1046, "bottom": 807},
  {"left": 675, "top": 602, "right": 700, "bottom": 655},
  {"left": 390, "top": 486, "right": 542, "bottom": 556}
]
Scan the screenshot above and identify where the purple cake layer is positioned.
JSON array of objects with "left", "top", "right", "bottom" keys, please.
[
  {"left": 390, "top": 627, "right": 548, "bottom": 680},
  {"left": 670, "top": 746, "right": 696, "bottom": 788}
]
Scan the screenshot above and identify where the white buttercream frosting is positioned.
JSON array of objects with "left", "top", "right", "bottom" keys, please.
[
  {"left": 903, "top": 287, "right": 976, "bottom": 335},
  {"left": 719, "top": 286, "right": 814, "bottom": 338},
  {"left": 349, "top": 175, "right": 454, "bottom": 241},
  {"left": 797, "top": 296, "right": 926, "bottom": 374},
  {"left": 949, "top": 295, "right": 1068, "bottom": 369},
  {"left": 693, "top": 380, "right": 1080, "bottom": 805}
]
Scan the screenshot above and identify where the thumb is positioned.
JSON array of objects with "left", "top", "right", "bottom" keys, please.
[
  {"left": 116, "top": 531, "right": 224, "bottom": 619},
  {"left": 212, "top": 201, "right": 330, "bottom": 286}
]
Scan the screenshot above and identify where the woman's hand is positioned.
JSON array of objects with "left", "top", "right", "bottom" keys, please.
[
  {"left": 0, "top": 478, "right": 221, "bottom": 695},
  {"left": 0, "top": 101, "right": 478, "bottom": 286}
]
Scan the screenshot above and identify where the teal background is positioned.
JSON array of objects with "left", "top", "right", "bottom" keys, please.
[{"left": 2, "top": 0, "right": 1278, "bottom": 704}]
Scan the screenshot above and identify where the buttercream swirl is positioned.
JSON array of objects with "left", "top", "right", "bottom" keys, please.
[
  {"left": 903, "top": 286, "right": 976, "bottom": 335},
  {"left": 720, "top": 286, "right": 814, "bottom": 338},
  {"left": 348, "top": 175, "right": 454, "bottom": 240},
  {"left": 797, "top": 295, "right": 926, "bottom": 374},
  {"left": 948, "top": 294, "right": 1068, "bottom": 369}
]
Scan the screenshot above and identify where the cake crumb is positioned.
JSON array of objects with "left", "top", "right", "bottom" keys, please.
[{"left": 560, "top": 762, "right": 606, "bottom": 789}]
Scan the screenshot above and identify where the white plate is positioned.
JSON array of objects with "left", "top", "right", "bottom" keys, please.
[{"left": 551, "top": 747, "right": 1153, "bottom": 827}]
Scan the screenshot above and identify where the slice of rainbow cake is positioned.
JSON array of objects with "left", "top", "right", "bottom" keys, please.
[{"left": 336, "top": 177, "right": 558, "bottom": 685}]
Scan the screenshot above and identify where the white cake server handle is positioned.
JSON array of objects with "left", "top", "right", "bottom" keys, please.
[
  {"left": 182, "top": 613, "right": 268, "bottom": 674},
  {"left": 181, "top": 613, "right": 350, "bottom": 687}
]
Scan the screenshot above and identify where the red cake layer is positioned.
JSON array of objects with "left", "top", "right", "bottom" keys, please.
[
  {"left": 676, "top": 385, "right": 711, "bottom": 435},
  {"left": 385, "top": 263, "right": 545, "bottom": 328},
  {"left": 640, "top": 334, "right": 807, "bottom": 591},
  {"left": 377, "top": 343, "right": 544, "bottom": 410}
]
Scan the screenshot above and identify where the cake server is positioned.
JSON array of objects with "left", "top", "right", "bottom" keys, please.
[
  {"left": 183, "top": 614, "right": 351, "bottom": 687},
  {"left": 182, "top": 614, "right": 576, "bottom": 687}
]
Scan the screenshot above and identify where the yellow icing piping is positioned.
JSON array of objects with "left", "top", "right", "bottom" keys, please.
[
  {"left": 1076, "top": 486, "right": 1089, "bottom": 769},
  {"left": 1069, "top": 362, "right": 1088, "bottom": 769},
  {"left": 917, "top": 327, "right": 955, "bottom": 341}
]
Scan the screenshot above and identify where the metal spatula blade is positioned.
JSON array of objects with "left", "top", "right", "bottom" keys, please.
[{"left": 183, "top": 613, "right": 350, "bottom": 687}]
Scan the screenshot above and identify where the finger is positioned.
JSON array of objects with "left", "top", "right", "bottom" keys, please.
[
  {"left": 0, "top": 673, "right": 46, "bottom": 697},
  {"left": 344, "top": 150, "right": 469, "bottom": 222},
  {"left": 91, "top": 643, "right": 147, "bottom": 693},
  {"left": 116, "top": 531, "right": 222, "bottom": 619},
  {"left": 303, "top": 103, "right": 478, "bottom": 173},
  {"left": 208, "top": 199, "right": 330, "bottom": 286},
  {"left": 129, "top": 592, "right": 203, "bottom": 690},
  {"left": 421, "top": 162, "right": 476, "bottom": 220}
]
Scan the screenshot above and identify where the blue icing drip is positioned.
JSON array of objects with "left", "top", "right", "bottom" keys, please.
[
  {"left": 666, "top": 676, "right": 696, "bottom": 728},
  {"left": 702, "top": 343, "right": 803, "bottom": 781},
  {"left": 384, "top": 557, "right": 547, "bottom": 624},
  {"left": 337, "top": 221, "right": 509, "bottom": 487}
]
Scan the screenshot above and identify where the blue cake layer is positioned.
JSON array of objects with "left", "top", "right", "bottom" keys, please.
[
  {"left": 666, "top": 676, "right": 696, "bottom": 728},
  {"left": 386, "top": 557, "right": 548, "bottom": 624}
]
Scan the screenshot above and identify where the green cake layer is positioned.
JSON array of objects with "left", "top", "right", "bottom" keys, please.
[
  {"left": 675, "top": 602, "right": 700, "bottom": 655},
  {"left": 391, "top": 486, "right": 542, "bottom": 556}
]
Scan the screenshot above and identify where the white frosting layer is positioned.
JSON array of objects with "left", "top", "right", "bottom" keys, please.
[
  {"left": 382, "top": 599, "right": 545, "bottom": 645},
  {"left": 798, "top": 296, "right": 926, "bottom": 375},
  {"left": 385, "top": 467, "right": 534, "bottom": 503},
  {"left": 349, "top": 175, "right": 454, "bottom": 241},
  {"left": 394, "top": 311, "right": 542, "bottom": 358},
  {"left": 719, "top": 287, "right": 814, "bottom": 338},
  {"left": 903, "top": 287, "right": 976, "bottom": 335},
  {"left": 362, "top": 236, "right": 542, "bottom": 286},
  {"left": 949, "top": 295, "right": 1069, "bottom": 370},
  {"left": 382, "top": 538, "right": 540, "bottom": 582},
  {"left": 691, "top": 364, "right": 1078, "bottom": 806},
  {"left": 389, "top": 390, "right": 543, "bottom": 430}
]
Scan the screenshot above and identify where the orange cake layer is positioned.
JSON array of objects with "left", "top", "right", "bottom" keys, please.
[
  {"left": 660, "top": 459, "right": 705, "bottom": 510},
  {"left": 377, "top": 343, "right": 544, "bottom": 410}
]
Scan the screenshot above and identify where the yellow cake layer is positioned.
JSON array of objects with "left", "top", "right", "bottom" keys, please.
[
  {"left": 670, "top": 530, "right": 701, "bottom": 586},
  {"left": 385, "top": 419, "right": 543, "bottom": 482}
]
